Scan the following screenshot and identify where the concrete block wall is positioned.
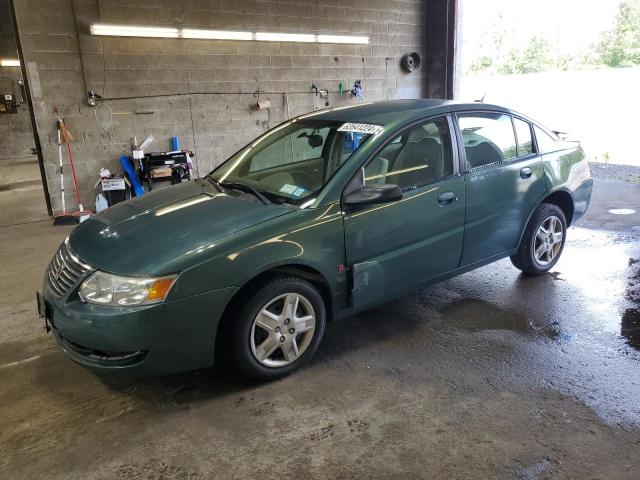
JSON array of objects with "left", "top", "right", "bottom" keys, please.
[
  {"left": 13, "top": 0, "right": 427, "bottom": 213},
  {"left": 0, "top": 65, "right": 34, "bottom": 160}
]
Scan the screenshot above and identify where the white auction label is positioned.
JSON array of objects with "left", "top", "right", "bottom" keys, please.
[{"left": 337, "top": 123, "right": 384, "bottom": 135}]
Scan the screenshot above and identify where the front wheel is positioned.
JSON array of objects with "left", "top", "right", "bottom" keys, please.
[
  {"left": 511, "top": 203, "right": 567, "bottom": 274},
  {"left": 231, "top": 276, "right": 326, "bottom": 381}
]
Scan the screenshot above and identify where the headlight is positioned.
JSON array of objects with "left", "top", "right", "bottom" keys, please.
[{"left": 79, "top": 271, "right": 177, "bottom": 306}]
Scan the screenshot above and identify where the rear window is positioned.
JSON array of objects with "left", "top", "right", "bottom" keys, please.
[{"left": 534, "top": 125, "right": 559, "bottom": 154}]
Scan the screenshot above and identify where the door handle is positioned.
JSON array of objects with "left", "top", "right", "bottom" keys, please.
[
  {"left": 520, "top": 167, "right": 533, "bottom": 179},
  {"left": 437, "top": 191, "right": 457, "bottom": 206}
]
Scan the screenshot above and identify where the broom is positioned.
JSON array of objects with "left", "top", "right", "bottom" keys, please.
[{"left": 52, "top": 113, "right": 91, "bottom": 225}]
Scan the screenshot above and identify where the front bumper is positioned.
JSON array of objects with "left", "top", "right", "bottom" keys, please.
[{"left": 41, "top": 283, "right": 237, "bottom": 376}]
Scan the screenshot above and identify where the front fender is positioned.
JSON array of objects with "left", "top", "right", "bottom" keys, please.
[{"left": 167, "top": 203, "right": 348, "bottom": 310}]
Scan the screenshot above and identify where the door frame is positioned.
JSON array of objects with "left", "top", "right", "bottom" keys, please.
[
  {"left": 9, "top": 0, "right": 53, "bottom": 216},
  {"left": 340, "top": 113, "right": 462, "bottom": 206},
  {"left": 451, "top": 109, "right": 546, "bottom": 174}
]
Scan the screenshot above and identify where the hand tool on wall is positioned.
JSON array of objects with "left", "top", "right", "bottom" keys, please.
[{"left": 350, "top": 80, "right": 363, "bottom": 99}]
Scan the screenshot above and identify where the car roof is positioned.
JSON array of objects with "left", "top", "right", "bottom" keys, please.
[{"left": 300, "top": 99, "right": 512, "bottom": 126}]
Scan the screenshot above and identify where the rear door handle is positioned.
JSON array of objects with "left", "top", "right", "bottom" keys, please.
[
  {"left": 520, "top": 167, "right": 532, "bottom": 179},
  {"left": 437, "top": 191, "right": 457, "bottom": 206}
]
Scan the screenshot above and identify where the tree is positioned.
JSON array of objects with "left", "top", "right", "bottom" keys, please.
[
  {"left": 470, "top": 56, "right": 494, "bottom": 73},
  {"left": 596, "top": 0, "right": 640, "bottom": 67},
  {"left": 499, "top": 37, "right": 553, "bottom": 74}
]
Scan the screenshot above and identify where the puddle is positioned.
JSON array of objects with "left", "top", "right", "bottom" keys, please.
[
  {"left": 444, "top": 299, "right": 559, "bottom": 339},
  {"left": 607, "top": 208, "right": 636, "bottom": 215},
  {"left": 621, "top": 308, "right": 640, "bottom": 350},
  {"left": 626, "top": 258, "right": 640, "bottom": 302},
  {"left": 622, "top": 257, "right": 640, "bottom": 350}
]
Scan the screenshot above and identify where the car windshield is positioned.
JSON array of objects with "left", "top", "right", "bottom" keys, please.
[{"left": 209, "top": 119, "right": 374, "bottom": 205}]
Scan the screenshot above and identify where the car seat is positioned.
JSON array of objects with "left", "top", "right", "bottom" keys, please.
[
  {"left": 364, "top": 157, "right": 389, "bottom": 185},
  {"left": 464, "top": 136, "right": 504, "bottom": 169},
  {"left": 389, "top": 127, "right": 441, "bottom": 187}
]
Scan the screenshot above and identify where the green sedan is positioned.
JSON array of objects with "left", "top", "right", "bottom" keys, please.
[{"left": 38, "top": 99, "right": 593, "bottom": 380}]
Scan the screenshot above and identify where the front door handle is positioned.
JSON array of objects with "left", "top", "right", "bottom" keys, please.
[
  {"left": 437, "top": 191, "right": 457, "bottom": 206},
  {"left": 520, "top": 167, "right": 533, "bottom": 179}
]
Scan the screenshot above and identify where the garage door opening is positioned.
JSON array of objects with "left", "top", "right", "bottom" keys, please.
[
  {"left": 0, "top": 0, "right": 50, "bottom": 226},
  {"left": 456, "top": 0, "right": 640, "bottom": 167}
]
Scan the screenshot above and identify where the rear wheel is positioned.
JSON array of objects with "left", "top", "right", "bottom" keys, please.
[
  {"left": 511, "top": 203, "right": 567, "bottom": 274},
  {"left": 231, "top": 276, "right": 326, "bottom": 380}
]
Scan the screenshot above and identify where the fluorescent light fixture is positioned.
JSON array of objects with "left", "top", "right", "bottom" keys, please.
[
  {"left": 0, "top": 59, "right": 20, "bottom": 67},
  {"left": 182, "top": 29, "right": 252, "bottom": 40},
  {"left": 90, "top": 24, "right": 179, "bottom": 38},
  {"left": 89, "top": 24, "right": 370, "bottom": 45},
  {"left": 317, "top": 35, "right": 369, "bottom": 44},
  {"left": 256, "top": 32, "right": 316, "bottom": 42}
]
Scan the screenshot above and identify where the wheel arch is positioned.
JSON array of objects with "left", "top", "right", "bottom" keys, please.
[
  {"left": 544, "top": 189, "right": 575, "bottom": 226},
  {"left": 214, "top": 263, "right": 334, "bottom": 363},
  {"left": 517, "top": 188, "right": 575, "bottom": 249}
]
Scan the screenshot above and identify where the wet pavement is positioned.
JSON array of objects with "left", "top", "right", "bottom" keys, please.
[{"left": 0, "top": 175, "right": 639, "bottom": 479}]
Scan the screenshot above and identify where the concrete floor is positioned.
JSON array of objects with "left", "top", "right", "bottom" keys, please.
[
  {"left": 0, "top": 156, "right": 49, "bottom": 227},
  {"left": 1, "top": 169, "right": 639, "bottom": 479}
]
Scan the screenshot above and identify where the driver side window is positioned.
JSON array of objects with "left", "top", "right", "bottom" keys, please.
[{"left": 363, "top": 117, "right": 453, "bottom": 189}]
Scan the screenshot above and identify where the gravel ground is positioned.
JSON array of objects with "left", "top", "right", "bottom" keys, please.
[{"left": 589, "top": 162, "right": 640, "bottom": 183}]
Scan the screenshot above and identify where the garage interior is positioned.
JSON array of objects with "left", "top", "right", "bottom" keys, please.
[{"left": 1, "top": 0, "right": 639, "bottom": 478}]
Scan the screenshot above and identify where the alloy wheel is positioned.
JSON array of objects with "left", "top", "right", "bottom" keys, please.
[
  {"left": 533, "top": 215, "right": 564, "bottom": 266},
  {"left": 250, "top": 293, "right": 316, "bottom": 368}
]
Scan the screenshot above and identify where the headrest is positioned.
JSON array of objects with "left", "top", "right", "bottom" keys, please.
[{"left": 406, "top": 127, "right": 430, "bottom": 143}]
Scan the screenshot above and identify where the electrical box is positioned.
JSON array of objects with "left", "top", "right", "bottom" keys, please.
[{"left": 0, "top": 94, "right": 18, "bottom": 114}]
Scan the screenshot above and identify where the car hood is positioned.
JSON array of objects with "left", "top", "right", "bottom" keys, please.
[{"left": 69, "top": 180, "right": 292, "bottom": 276}]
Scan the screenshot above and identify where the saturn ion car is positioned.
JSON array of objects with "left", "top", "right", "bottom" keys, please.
[{"left": 38, "top": 99, "right": 592, "bottom": 380}]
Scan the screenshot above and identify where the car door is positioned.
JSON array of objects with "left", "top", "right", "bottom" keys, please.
[
  {"left": 343, "top": 116, "right": 466, "bottom": 309},
  {"left": 456, "top": 112, "right": 547, "bottom": 266}
]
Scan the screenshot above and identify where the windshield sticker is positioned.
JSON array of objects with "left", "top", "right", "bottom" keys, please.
[
  {"left": 337, "top": 123, "right": 384, "bottom": 135},
  {"left": 292, "top": 187, "right": 306, "bottom": 197},
  {"left": 279, "top": 184, "right": 298, "bottom": 195}
]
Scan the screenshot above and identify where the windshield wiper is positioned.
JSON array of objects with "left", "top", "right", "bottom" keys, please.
[
  {"left": 220, "top": 181, "right": 271, "bottom": 205},
  {"left": 204, "top": 176, "right": 223, "bottom": 192}
]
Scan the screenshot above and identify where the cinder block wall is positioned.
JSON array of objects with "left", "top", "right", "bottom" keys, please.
[
  {"left": 13, "top": 0, "right": 426, "bottom": 213},
  {"left": 0, "top": 65, "right": 34, "bottom": 160}
]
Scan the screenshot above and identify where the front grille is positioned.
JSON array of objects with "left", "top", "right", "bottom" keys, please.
[{"left": 46, "top": 239, "right": 92, "bottom": 298}]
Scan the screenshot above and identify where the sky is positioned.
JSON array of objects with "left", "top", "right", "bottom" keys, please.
[{"left": 459, "top": 0, "right": 623, "bottom": 70}]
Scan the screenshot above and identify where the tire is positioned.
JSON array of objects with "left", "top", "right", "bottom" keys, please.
[
  {"left": 231, "top": 276, "right": 326, "bottom": 381},
  {"left": 510, "top": 203, "right": 567, "bottom": 275}
]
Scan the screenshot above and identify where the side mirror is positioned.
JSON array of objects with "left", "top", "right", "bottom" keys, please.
[{"left": 344, "top": 184, "right": 403, "bottom": 207}]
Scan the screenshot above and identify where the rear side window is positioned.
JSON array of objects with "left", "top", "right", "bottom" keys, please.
[
  {"left": 534, "top": 125, "right": 559, "bottom": 154},
  {"left": 458, "top": 113, "right": 517, "bottom": 170},
  {"left": 513, "top": 118, "right": 534, "bottom": 157}
]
